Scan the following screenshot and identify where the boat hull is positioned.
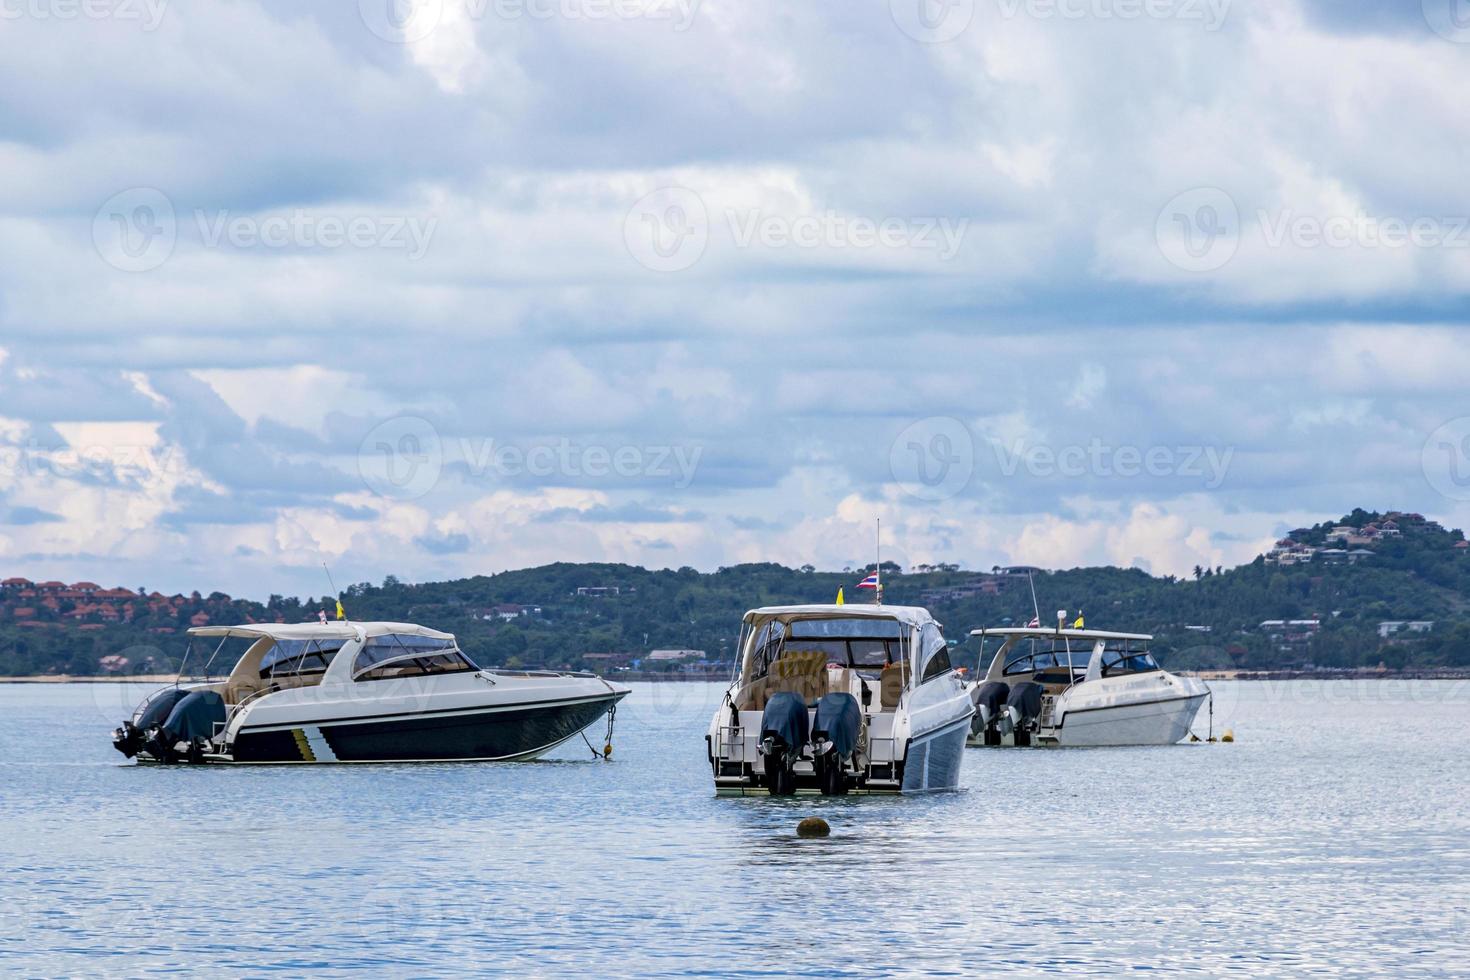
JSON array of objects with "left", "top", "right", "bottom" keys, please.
[
  {"left": 1047, "top": 692, "right": 1208, "bottom": 746},
  {"left": 217, "top": 692, "right": 625, "bottom": 764}
]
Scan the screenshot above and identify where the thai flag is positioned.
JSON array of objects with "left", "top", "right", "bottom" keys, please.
[
  {"left": 857, "top": 572, "right": 880, "bottom": 590},
  {"left": 1025, "top": 616, "right": 1040, "bottom": 627}
]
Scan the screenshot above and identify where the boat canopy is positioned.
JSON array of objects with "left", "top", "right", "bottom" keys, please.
[
  {"left": 969, "top": 627, "right": 1152, "bottom": 642},
  {"left": 742, "top": 604, "right": 938, "bottom": 630},
  {"left": 736, "top": 604, "right": 942, "bottom": 682},
  {"left": 187, "top": 621, "right": 456, "bottom": 642}
]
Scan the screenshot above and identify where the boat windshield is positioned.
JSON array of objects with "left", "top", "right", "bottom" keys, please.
[
  {"left": 1100, "top": 650, "right": 1161, "bottom": 677},
  {"left": 1003, "top": 648, "right": 1091, "bottom": 676},
  {"left": 352, "top": 633, "right": 477, "bottom": 681},
  {"left": 750, "top": 618, "right": 908, "bottom": 676},
  {"left": 259, "top": 638, "right": 345, "bottom": 679}
]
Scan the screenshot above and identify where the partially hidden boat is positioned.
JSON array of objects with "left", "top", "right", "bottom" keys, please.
[
  {"left": 707, "top": 604, "right": 974, "bottom": 795},
  {"left": 111, "top": 621, "right": 629, "bottom": 764},
  {"left": 965, "top": 625, "right": 1210, "bottom": 747}
]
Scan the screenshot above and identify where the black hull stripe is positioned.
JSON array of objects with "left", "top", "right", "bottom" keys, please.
[{"left": 236, "top": 691, "right": 624, "bottom": 734}]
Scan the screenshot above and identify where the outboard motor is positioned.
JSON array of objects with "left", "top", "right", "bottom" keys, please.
[
  {"left": 142, "top": 689, "right": 227, "bottom": 764},
  {"left": 112, "top": 687, "right": 193, "bottom": 759},
  {"left": 759, "top": 692, "right": 810, "bottom": 796},
  {"left": 811, "top": 692, "right": 861, "bottom": 796},
  {"left": 1004, "top": 681, "right": 1044, "bottom": 746},
  {"left": 969, "top": 680, "right": 1010, "bottom": 745}
]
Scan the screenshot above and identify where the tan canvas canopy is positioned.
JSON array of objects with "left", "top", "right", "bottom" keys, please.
[{"left": 188, "top": 621, "right": 455, "bottom": 642}]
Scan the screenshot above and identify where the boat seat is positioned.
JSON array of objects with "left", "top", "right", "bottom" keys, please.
[
  {"left": 879, "top": 662, "right": 909, "bottom": 709},
  {"left": 769, "top": 650, "right": 826, "bottom": 703}
]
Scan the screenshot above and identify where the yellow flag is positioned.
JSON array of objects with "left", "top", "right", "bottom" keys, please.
[
  {"left": 1073, "top": 614, "right": 1084, "bottom": 628},
  {"left": 835, "top": 587, "right": 845, "bottom": 606},
  {"left": 336, "top": 599, "right": 346, "bottom": 621}
]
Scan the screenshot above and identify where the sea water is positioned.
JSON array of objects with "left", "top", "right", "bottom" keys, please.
[{"left": 0, "top": 680, "right": 1467, "bottom": 976}]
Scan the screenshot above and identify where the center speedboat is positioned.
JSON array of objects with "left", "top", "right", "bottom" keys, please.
[
  {"left": 111, "top": 621, "right": 629, "bottom": 764},
  {"left": 706, "top": 604, "right": 974, "bottom": 795},
  {"left": 965, "top": 625, "right": 1209, "bottom": 747}
]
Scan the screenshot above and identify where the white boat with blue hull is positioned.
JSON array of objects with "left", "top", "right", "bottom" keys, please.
[
  {"left": 707, "top": 604, "right": 974, "bottom": 795},
  {"left": 112, "top": 622, "right": 628, "bottom": 764},
  {"left": 965, "top": 626, "right": 1209, "bottom": 747}
]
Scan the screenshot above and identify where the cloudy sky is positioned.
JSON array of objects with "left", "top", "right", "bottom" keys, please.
[{"left": 2, "top": 0, "right": 1469, "bottom": 598}]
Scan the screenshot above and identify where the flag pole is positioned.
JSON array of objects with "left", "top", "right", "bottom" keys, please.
[{"left": 875, "top": 517, "right": 882, "bottom": 606}]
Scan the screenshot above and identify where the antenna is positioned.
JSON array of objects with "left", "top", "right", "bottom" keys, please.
[
  {"left": 1027, "top": 570, "right": 1041, "bottom": 628},
  {"left": 875, "top": 517, "right": 883, "bottom": 606},
  {"left": 322, "top": 561, "right": 348, "bottom": 623}
]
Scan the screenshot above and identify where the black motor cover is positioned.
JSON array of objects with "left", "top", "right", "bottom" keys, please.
[
  {"left": 812, "top": 692, "right": 861, "bottom": 759},
  {"left": 160, "top": 690, "right": 227, "bottom": 745},
  {"left": 1006, "top": 681, "right": 1044, "bottom": 723},
  {"left": 136, "top": 687, "right": 193, "bottom": 731},
  {"left": 760, "top": 691, "right": 810, "bottom": 752},
  {"left": 971, "top": 681, "right": 1010, "bottom": 719}
]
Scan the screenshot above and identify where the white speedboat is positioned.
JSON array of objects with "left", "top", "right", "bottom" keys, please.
[
  {"left": 965, "top": 626, "right": 1209, "bottom": 747},
  {"left": 707, "top": 604, "right": 974, "bottom": 795},
  {"left": 111, "top": 621, "right": 629, "bottom": 764}
]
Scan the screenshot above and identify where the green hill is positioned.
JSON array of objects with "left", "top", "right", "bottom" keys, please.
[{"left": 3, "top": 509, "right": 1469, "bottom": 676}]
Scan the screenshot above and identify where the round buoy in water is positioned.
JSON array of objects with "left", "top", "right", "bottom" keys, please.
[
  {"left": 1221, "top": 729, "right": 1235, "bottom": 743},
  {"left": 603, "top": 743, "right": 613, "bottom": 759},
  {"left": 797, "top": 817, "right": 830, "bottom": 838}
]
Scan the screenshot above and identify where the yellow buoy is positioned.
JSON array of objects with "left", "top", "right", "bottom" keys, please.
[
  {"left": 797, "top": 817, "right": 830, "bottom": 838},
  {"left": 603, "top": 743, "right": 614, "bottom": 759},
  {"left": 1221, "top": 729, "right": 1234, "bottom": 743}
]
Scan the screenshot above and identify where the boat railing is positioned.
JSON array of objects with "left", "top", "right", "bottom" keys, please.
[
  {"left": 716, "top": 724, "right": 746, "bottom": 763},
  {"left": 865, "top": 734, "right": 898, "bottom": 783},
  {"left": 481, "top": 668, "right": 599, "bottom": 679}
]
